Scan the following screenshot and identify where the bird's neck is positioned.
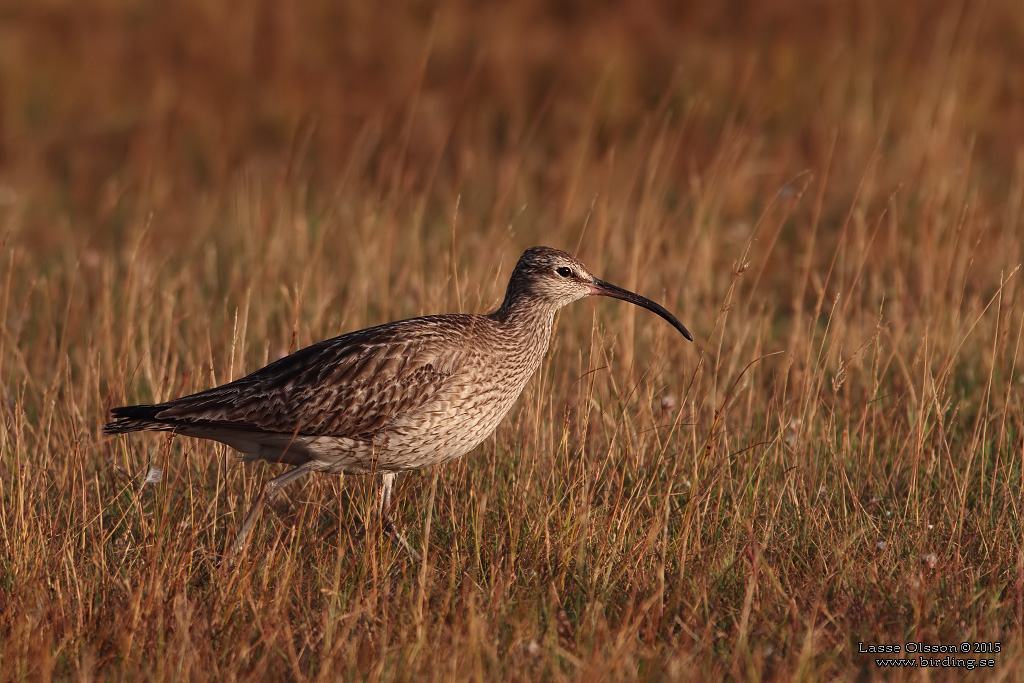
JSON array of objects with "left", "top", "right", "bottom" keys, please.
[
  {"left": 489, "top": 295, "right": 559, "bottom": 346},
  {"left": 485, "top": 295, "right": 560, "bottom": 389}
]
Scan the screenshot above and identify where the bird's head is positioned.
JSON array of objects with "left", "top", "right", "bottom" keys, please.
[{"left": 501, "top": 246, "right": 693, "bottom": 341}]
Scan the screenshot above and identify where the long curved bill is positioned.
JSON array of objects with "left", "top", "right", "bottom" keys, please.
[{"left": 590, "top": 279, "right": 693, "bottom": 341}]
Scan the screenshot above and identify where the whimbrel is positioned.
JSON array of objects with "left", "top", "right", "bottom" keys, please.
[{"left": 104, "top": 247, "right": 692, "bottom": 558}]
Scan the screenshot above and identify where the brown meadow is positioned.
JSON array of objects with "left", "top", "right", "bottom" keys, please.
[{"left": 2, "top": 0, "right": 1024, "bottom": 680}]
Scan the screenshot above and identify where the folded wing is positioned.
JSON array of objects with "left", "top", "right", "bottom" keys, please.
[{"left": 104, "top": 316, "right": 475, "bottom": 440}]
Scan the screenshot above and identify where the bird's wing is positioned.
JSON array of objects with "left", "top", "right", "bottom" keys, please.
[{"left": 144, "top": 316, "right": 478, "bottom": 439}]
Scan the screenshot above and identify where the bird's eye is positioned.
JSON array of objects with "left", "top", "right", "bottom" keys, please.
[{"left": 556, "top": 266, "right": 574, "bottom": 278}]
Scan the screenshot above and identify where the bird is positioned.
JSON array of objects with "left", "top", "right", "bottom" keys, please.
[{"left": 103, "top": 246, "right": 692, "bottom": 559}]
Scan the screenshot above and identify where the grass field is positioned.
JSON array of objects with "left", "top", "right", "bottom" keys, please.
[{"left": 2, "top": 0, "right": 1024, "bottom": 680}]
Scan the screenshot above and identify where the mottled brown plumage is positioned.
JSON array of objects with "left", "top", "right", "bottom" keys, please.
[{"left": 104, "top": 246, "right": 692, "bottom": 558}]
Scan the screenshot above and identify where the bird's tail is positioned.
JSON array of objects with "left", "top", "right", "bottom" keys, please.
[{"left": 102, "top": 404, "right": 174, "bottom": 435}]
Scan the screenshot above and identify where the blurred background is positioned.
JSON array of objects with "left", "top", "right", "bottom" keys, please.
[{"left": 3, "top": 0, "right": 1021, "bottom": 262}]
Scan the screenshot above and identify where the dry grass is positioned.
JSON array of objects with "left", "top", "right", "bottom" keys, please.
[{"left": 2, "top": 0, "right": 1024, "bottom": 680}]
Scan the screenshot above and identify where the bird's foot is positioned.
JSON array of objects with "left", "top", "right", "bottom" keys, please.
[{"left": 383, "top": 517, "right": 422, "bottom": 563}]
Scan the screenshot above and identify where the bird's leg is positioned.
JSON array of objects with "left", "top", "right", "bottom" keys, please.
[
  {"left": 378, "top": 471, "right": 422, "bottom": 562},
  {"left": 228, "top": 461, "right": 316, "bottom": 557}
]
